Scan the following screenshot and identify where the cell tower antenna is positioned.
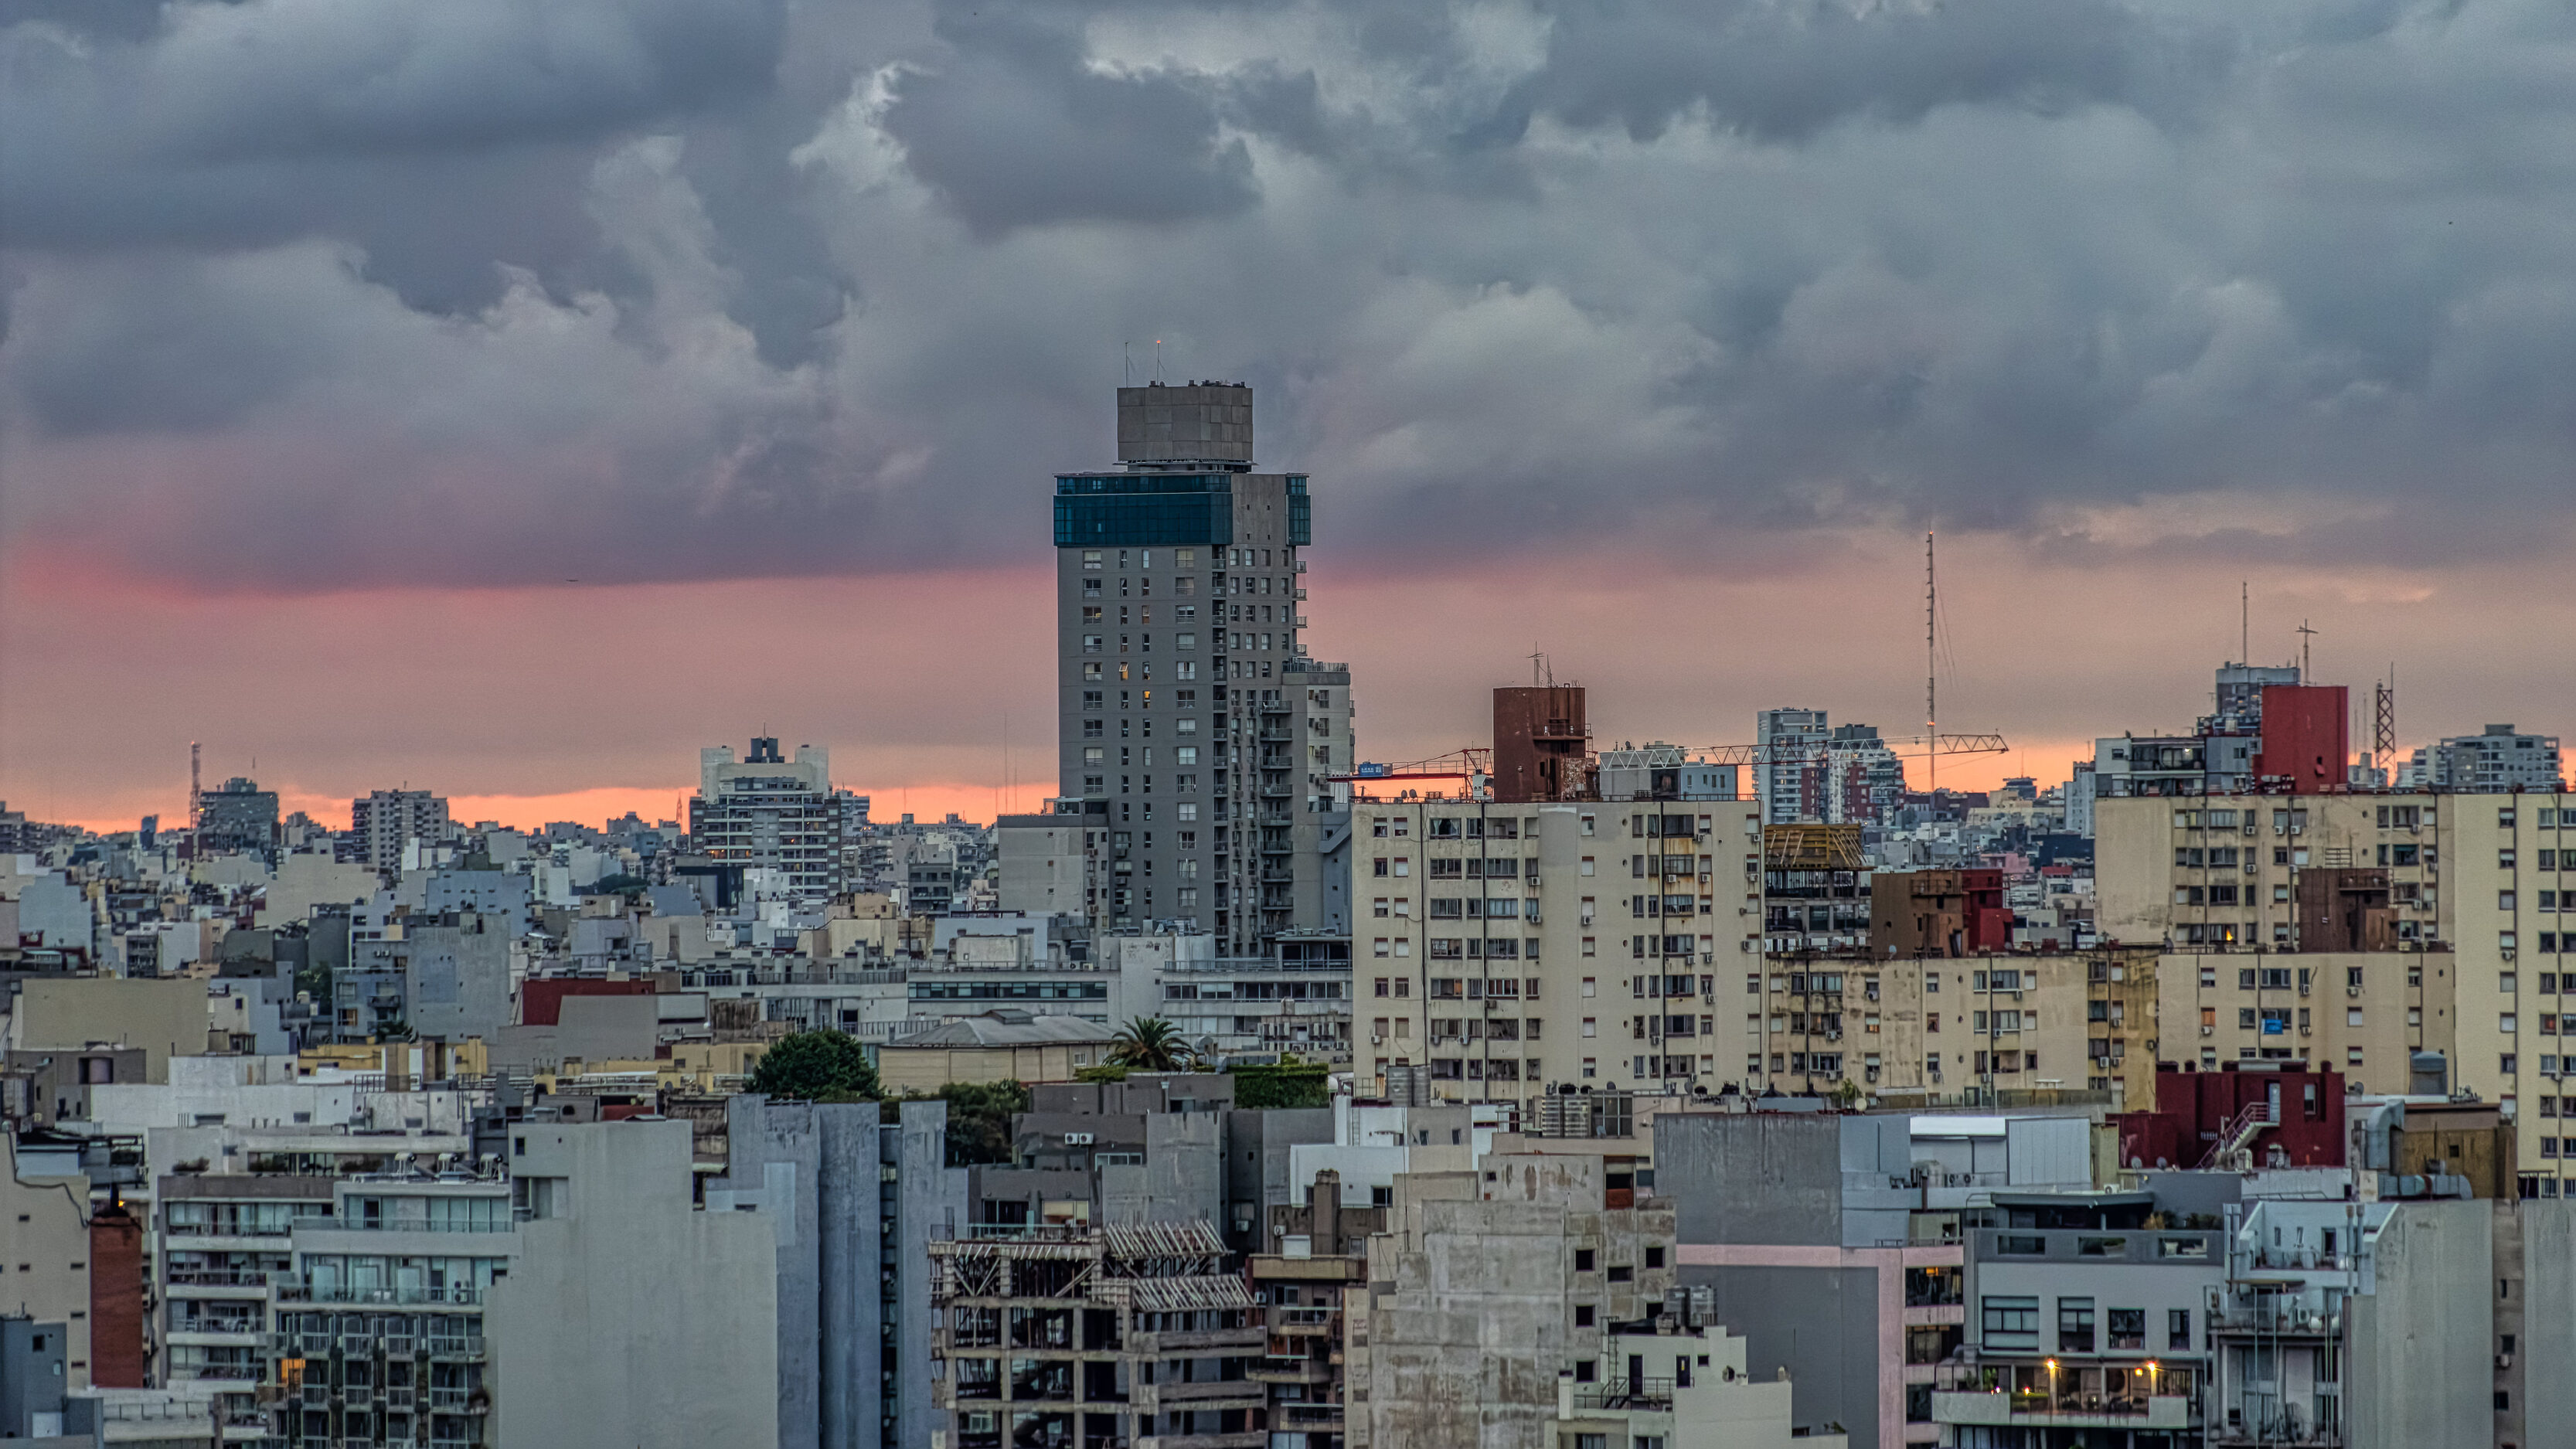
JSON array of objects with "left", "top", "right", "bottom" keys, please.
[
  {"left": 1926, "top": 532, "right": 1938, "bottom": 795},
  {"left": 2375, "top": 665, "right": 2397, "bottom": 776},
  {"left": 2296, "top": 619, "right": 2316, "bottom": 680},
  {"left": 189, "top": 742, "right": 202, "bottom": 828}
]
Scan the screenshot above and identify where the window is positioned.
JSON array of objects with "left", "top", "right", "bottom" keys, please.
[
  {"left": 2057, "top": 1298, "right": 2096, "bottom": 1353},
  {"left": 2169, "top": 1308, "right": 2192, "bottom": 1350},
  {"left": 1982, "top": 1296, "right": 2039, "bottom": 1351},
  {"left": 2108, "top": 1308, "right": 2146, "bottom": 1351},
  {"left": 1574, "top": 1249, "right": 1596, "bottom": 1272}
]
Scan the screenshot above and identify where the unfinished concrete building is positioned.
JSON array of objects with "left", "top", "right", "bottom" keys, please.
[
  {"left": 1353, "top": 1153, "right": 1678, "bottom": 1448},
  {"left": 1248, "top": 1169, "right": 1383, "bottom": 1449},
  {"left": 928, "top": 1220, "right": 1265, "bottom": 1449}
]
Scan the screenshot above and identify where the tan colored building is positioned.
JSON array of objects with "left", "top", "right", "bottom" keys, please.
[
  {"left": 1, "top": 1136, "right": 97, "bottom": 1387},
  {"left": 1792, "top": 948, "right": 2163, "bottom": 1109},
  {"left": 2095, "top": 791, "right": 2576, "bottom": 1196},
  {"left": 2452, "top": 796, "right": 2574, "bottom": 1198},
  {"left": 1347, "top": 796, "right": 1763, "bottom": 1103},
  {"left": 2149, "top": 947, "right": 2448, "bottom": 1097},
  {"left": 6, "top": 977, "right": 210, "bottom": 1081},
  {"left": 873, "top": 1009, "right": 1117, "bottom": 1094}
]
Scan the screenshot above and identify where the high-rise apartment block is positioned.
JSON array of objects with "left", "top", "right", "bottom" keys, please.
[
  {"left": 689, "top": 736, "right": 855, "bottom": 899},
  {"left": 1754, "top": 709, "right": 1830, "bottom": 824},
  {"left": 1754, "top": 712, "right": 1906, "bottom": 825},
  {"left": 2401, "top": 723, "right": 2565, "bottom": 792},
  {"left": 350, "top": 790, "right": 450, "bottom": 870},
  {"left": 2096, "top": 791, "right": 2576, "bottom": 1199},
  {"left": 1053, "top": 384, "right": 1351, "bottom": 953},
  {"left": 196, "top": 776, "right": 280, "bottom": 859},
  {"left": 1349, "top": 797, "right": 1764, "bottom": 1102}
]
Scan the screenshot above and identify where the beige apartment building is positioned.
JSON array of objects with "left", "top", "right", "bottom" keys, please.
[
  {"left": 1348, "top": 797, "right": 1764, "bottom": 1102},
  {"left": 2098, "top": 791, "right": 2576, "bottom": 1197},
  {"left": 1775, "top": 948, "right": 2163, "bottom": 1110}
]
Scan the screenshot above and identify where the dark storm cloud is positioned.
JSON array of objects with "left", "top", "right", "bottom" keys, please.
[
  {"left": 1478, "top": 0, "right": 2144, "bottom": 146},
  {"left": 878, "top": 5, "right": 1258, "bottom": 233},
  {"left": 4, "top": 0, "right": 2576, "bottom": 594}
]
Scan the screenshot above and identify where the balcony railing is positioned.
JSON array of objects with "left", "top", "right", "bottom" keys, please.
[
  {"left": 1567, "top": 1378, "right": 1674, "bottom": 1413},
  {"left": 165, "top": 1269, "right": 273, "bottom": 1287},
  {"left": 275, "top": 1284, "right": 483, "bottom": 1306}
]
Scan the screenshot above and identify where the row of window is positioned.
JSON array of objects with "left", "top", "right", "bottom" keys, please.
[
  {"left": 1080, "top": 746, "right": 1203, "bottom": 765},
  {"left": 1074, "top": 546, "right": 1286, "bottom": 570},
  {"left": 1080, "top": 688, "right": 1200, "bottom": 710},
  {"left": 1367, "top": 817, "right": 1533, "bottom": 838},
  {"left": 1982, "top": 1298, "right": 2193, "bottom": 1353}
]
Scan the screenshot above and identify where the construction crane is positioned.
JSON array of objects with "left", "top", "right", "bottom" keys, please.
[
  {"left": 1686, "top": 733, "right": 2009, "bottom": 768},
  {"left": 1329, "top": 747, "right": 1492, "bottom": 784}
]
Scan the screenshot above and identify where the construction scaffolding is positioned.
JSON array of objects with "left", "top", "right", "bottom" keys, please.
[{"left": 929, "top": 1221, "right": 1267, "bottom": 1449}]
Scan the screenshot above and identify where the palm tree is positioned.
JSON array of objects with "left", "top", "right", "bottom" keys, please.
[{"left": 1108, "top": 1016, "right": 1193, "bottom": 1072}]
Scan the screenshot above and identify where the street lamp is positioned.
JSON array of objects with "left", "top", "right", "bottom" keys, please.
[{"left": 2043, "top": 1358, "right": 2058, "bottom": 1413}]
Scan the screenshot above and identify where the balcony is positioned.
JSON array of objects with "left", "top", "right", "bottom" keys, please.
[
  {"left": 2207, "top": 1304, "right": 2340, "bottom": 1338},
  {"left": 1564, "top": 1378, "right": 1674, "bottom": 1413},
  {"left": 1127, "top": 1325, "right": 1265, "bottom": 1355},
  {"left": 1933, "top": 1389, "right": 2197, "bottom": 1430},
  {"left": 1248, "top": 1355, "right": 1332, "bottom": 1384},
  {"left": 166, "top": 1268, "right": 273, "bottom": 1291},
  {"left": 1132, "top": 1378, "right": 1265, "bottom": 1413},
  {"left": 275, "top": 1283, "right": 484, "bottom": 1307}
]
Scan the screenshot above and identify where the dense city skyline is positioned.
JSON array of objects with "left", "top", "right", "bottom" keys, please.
[{"left": 6, "top": 0, "right": 2574, "bottom": 828}]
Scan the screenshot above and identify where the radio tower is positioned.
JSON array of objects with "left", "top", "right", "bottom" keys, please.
[
  {"left": 2374, "top": 670, "right": 2397, "bottom": 778},
  {"left": 1925, "top": 532, "right": 1938, "bottom": 796}
]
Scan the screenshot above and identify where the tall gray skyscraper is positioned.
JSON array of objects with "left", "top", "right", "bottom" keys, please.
[{"left": 1055, "top": 384, "right": 1351, "bottom": 954}]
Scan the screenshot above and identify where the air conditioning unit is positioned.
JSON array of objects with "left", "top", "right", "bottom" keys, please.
[
  {"left": 2299, "top": 1026, "right": 2312, "bottom": 1036},
  {"left": 1064, "top": 1132, "right": 1094, "bottom": 1146},
  {"left": 2503, "top": 949, "right": 2517, "bottom": 962},
  {"left": 2346, "top": 986, "right": 2360, "bottom": 998},
  {"left": 1370, "top": 1034, "right": 1385, "bottom": 1045},
  {"left": 2243, "top": 823, "right": 2258, "bottom": 836},
  {"left": 2201, "top": 1026, "right": 2214, "bottom": 1036}
]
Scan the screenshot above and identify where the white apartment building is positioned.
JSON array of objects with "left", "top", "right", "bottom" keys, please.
[
  {"left": 2401, "top": 723, "right": 2564, "bottom": 792},
  {"left": 689, "top": 736, "right": 854, "bottom": 898},
  {"left": 350, "top": 791, "right": 450, "bottom": 872}
]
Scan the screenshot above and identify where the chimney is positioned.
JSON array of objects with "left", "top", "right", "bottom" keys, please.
[{"left": 1310, "top": 1169, "right": 1342, "bottom": 1251}]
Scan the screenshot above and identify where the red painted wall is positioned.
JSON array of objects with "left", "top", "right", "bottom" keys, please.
[
  {"left": 2115, "top": 1063, "right": 2346, "bottom": 1170},
  {"left": 2255, "top": 685, "right": 2350, "bottom": 794},
  {"left": 520, "top": 978, "right": 655, "bottom": 1026},
  {"left": 87, "top": 1200, "right": 147, "bottom": 1387}
]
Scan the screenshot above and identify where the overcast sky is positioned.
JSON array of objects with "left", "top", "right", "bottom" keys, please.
[{"left": 4, "top": 0, "right": 2571, "bottom": 828}]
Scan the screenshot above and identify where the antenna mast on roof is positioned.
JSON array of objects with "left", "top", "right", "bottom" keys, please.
[
  {"left": 189, "top": 742, "right": 202, "bottom": 829},
  {"left": 1926, "top": 532, "right": 1938, "bottom": 795},
  {"left": 2241, "top": 581, "right": 2249, "bottom": 665},
  {"left": 2296, "top": 619, "right": 2316, "bottom": 681},
  {"left": 2375, "top": 667, "right": 2397, "bottom": 777}
]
